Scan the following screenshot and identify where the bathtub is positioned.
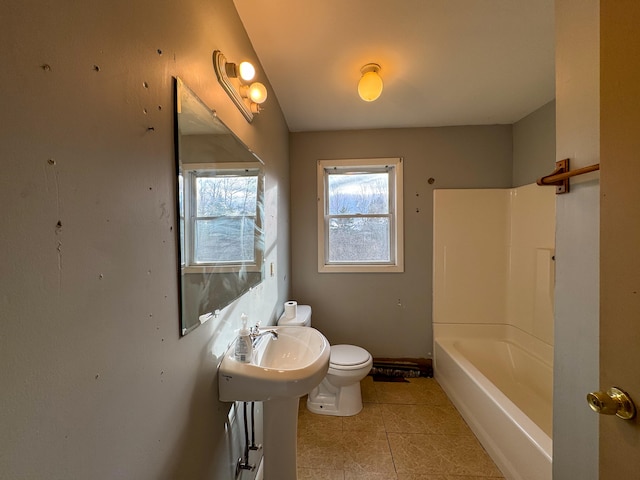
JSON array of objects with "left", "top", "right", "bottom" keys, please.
[{"left": 433, "top": 324, "right": 552, "bottom": 480}]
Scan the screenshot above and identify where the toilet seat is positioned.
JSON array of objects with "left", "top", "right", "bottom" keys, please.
[{"left": 329, "top": 345, "right": 372, "bottom": 371}]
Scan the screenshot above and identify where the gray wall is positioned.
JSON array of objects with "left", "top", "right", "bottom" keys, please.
[
  {"left": 513, "top": 100, "right": 557, "bottom": 187},
  {"left": 289, "top": 126, "right": 513, "bottom": 358},
  {"left": 0, "top": 1, "right": 290, "bottom": 479}
]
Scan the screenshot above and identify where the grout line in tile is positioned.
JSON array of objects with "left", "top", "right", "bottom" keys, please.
[{"left": 299, "top": 378, "right": 504, "bottom": 479}]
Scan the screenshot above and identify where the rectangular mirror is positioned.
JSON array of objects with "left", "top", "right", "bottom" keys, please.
[{"left": 174, "top": 77, "right": 265, "bottom": 336}]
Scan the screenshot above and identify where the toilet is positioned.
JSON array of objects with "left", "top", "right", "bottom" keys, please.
[{"left": 278, "top": 304, "right": 373, "bottom": 416}]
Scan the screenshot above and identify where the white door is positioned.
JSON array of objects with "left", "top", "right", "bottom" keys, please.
[{"left": 599, "top": 0, "right": 640, "bottom": 475}]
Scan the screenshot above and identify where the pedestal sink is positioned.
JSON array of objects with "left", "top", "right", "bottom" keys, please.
[{"left": 218, "top": 326, "right": 330, "bottom": 480}]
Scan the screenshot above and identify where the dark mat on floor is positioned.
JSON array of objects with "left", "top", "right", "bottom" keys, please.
[{"left": 371, "top": 357, "right": 433, "bottom": 379}]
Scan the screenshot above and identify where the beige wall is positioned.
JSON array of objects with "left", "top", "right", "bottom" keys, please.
[
  {"left": 0, "top": 1, "right": 290, "bottom": 479},
  {"left": 289, "top": 126, "right": 513, "bottom": 358},
  {"left": 553, "top": 0, "right": 600, "bottom": 477}
]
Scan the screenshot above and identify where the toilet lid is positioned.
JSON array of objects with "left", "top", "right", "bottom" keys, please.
[{"left": 330, "top": 345, "right": 371, "bottom": 366}]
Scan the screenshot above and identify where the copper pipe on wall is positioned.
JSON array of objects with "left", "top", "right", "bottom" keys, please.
[{"left": 537, "top": 159, "right": 600, "bottom": 194}]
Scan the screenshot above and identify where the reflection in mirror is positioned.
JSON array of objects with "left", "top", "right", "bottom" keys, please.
[{"left": 174, "top": 77, "right": 265, "bottom": 336}]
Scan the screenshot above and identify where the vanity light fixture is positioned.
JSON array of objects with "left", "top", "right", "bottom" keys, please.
[
  {"left": 357, "top": 63, "right": 383, "bottom": 102},
  {"left": 213, "top": 50, "right": 268, "bottom": 122}
]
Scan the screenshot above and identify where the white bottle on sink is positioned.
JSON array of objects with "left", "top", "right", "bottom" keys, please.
[{"left": 234, "top": 313, "right": 253, "bottom": 363}]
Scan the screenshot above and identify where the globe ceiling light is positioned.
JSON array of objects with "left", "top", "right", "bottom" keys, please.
[{"left": 357, "top": 63, "right": 383, "bottom": 102}]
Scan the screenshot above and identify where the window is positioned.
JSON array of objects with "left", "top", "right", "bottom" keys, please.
[
  {"left": 180, "top": 162, "right": 263, "bottom": 273},
  {"left": 317, "top": 158, "right": 404, "bottom": 273}
]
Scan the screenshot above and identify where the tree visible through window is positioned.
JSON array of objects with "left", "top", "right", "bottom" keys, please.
[
  {"left": 327, "top": 171, "right": 390, "bottom": 263},
  {"left": 194, "top": 174, "right": 257, "bottom": 263},
  {"left": 317, "top": 158, "right": 404, "bottom": 273},
  {"left": 180, "top": 165, "right": 262, "bottom": 271}
]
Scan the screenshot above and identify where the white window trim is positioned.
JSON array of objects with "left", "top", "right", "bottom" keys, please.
[
  {"left": 182, "top": 161, "right": 263, "bottom": 274},
  {"left": 317, "top": 157, "right": 404, "bottom": 273}
]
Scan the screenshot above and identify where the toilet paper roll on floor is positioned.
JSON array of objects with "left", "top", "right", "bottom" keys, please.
[{"left": 284, "top": 301, "right": 297, "bottom": 319}]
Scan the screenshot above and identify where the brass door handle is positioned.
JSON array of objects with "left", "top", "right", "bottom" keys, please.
[{"left": 587, "top": 387, "right": 636, "bottom": 420}]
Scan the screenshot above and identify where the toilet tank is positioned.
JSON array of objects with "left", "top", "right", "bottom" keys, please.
[{"left": 277, "top": 304, "right": 312, "bottom": 326}]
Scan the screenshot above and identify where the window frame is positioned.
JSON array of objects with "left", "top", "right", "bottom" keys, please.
[
  {"left": 317, "top": 157, "right": 404, "bottom": 273},
  {"left": 181, "top": 161, "right": 264, "bottom": 274}
]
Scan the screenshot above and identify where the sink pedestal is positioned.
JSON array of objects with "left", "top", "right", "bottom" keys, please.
[{"left": 263, "top": 397, "right": 299, "bottom": 480}]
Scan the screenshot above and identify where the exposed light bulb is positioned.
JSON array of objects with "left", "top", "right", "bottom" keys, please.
[
  {"left": 238, "top": 61, "right": 256, "bottom": 81},
  {"left": 358, "top": 63, "right": 383, "bottom": 102},
  {"left": 248, "top": 82, "right": 268, "bottom": 104}
]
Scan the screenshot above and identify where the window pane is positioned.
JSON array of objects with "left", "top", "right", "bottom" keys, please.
[
  {"left": 196, "top": 176, "right": 257, "bottom": 216},
  {"left": 178, "top": 174, "right": 185, "bottom": 265},
  {"left": 327, "top": 173, "right": 389, "bottom": 215},
  {"left": 180, "top": 218, "right": 185, "bottom": 265},
  {"left": 178, "top": 174, "right": 184, "bottom": 217},
  {"left": 328, "top": 217, "right": 390, "bottom": 263},
  {"left": 194, "top": 217, "right": 255, "bottom": 263}
]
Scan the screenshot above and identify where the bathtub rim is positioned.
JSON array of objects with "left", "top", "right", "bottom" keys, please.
[{"left": 434, "top": 323, "right": 552, "bottom": 479}]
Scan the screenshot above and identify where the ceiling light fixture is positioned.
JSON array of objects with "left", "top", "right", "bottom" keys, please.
[
  {"left": 213, "top": 50, "right": 268, "bottom": 122},
  {"left": 357, "top": 63, "right": 383, "bottom": 102}
]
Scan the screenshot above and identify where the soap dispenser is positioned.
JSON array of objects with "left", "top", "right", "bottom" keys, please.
[{"left": 234, "top": 313, "right": 253, "bottom": 363}]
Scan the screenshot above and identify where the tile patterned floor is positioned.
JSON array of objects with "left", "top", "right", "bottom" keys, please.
[{"left": 297, "top": 376, "right": 505, "bottom": 480}]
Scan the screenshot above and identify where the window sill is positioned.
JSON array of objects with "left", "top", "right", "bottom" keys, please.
[
  {"left": 318, "top": 263, "right": 404, "bottom": 273},
  {"left": 183, "top": 264, "right": 262, "bottom": 274}
]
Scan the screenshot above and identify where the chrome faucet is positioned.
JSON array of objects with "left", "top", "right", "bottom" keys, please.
[{"left": 249, "top": 325, "right": 278, "bottom": 347}]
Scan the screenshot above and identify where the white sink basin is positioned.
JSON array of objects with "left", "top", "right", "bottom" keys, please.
[{"left": 218, "top": 326, "right": 330, "bottom": 402}]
